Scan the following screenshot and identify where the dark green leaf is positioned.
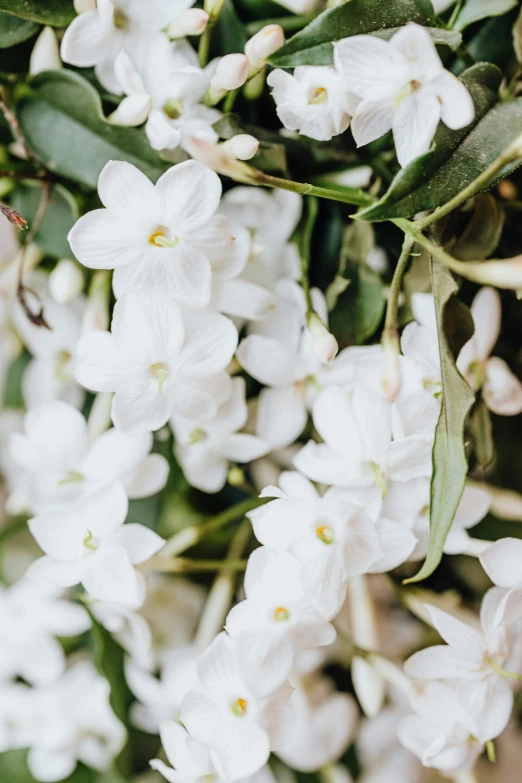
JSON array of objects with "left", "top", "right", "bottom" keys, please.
[
  {"left": 357, "top": 64, "right": 504, "bottom": 221},
  {"left": 89, "top": 613, "right": 133, "bottom": 725},
  {"left": 268, "top": 0, "right": 435, "bottom": 67},
  {"left": 469, "top": 397, "right": 495, "bottom": 468},
  {"left": 0, "top": 10, "right": 38, "bottom": 47},
  {"left": 329, "top": 222, "right": 385, "bottom": 344},
  {"left": 455, "top": 0, "right": 518, "bottom": 31},
  {"left": 405, "top": 261, "right": 475, "bottom": 583},
  {"left": 451, "top": 194, "right": 504, "bottom": 260},
  {"left": 212, "top": 0, "right": 247, "bottom": 55},
  {"left": 0, "top": 0, "right": 75, "bottom": 26},
  {"left": 12, "top": 182, "right": 78, "bottom": 258},
  {"left": 17, "top": 70, "right": 168, "bottom": 188}
]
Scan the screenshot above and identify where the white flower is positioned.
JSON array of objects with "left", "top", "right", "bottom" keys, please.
[
  {"left": 0, "top": 579, "right": 90, "bottom": 686},
  {"left": 295, "top": 386, "right": 432, "bottom": 498},
  {"left": 171, "top": 377, "right": 269, "bottom": 493},
  {"left": 249, "top": 472, "right": 395, "bottom": 619},
  {"left": 126, "top": 646, "right": 199, "bottom": 732},
  {"left": 61, "top": 0, "right": 193, "bottom": 93},
  {"left": 12, "top": 276, "right": 84, "bottom": 409},
  {"left": 181, "top": 632, "right": 292, "bottom": 781},
  {"left": 68, "top": 160, "right": 244, "bottom": 308},
  {"left": 151, "top": 721, "right": 215, "bottom": 783},
  {"left": 110, "top": 39, "right": 221, "bottom": 155},
  {"left": 91, "top": 598, "right": 152, "bottom": 667},
  {"left": 457, "top": 287, "right": 522, "bottom": 415},
  {"left": 268, "top": 65, "right": 355, "bottom": 141},
  {"left": 276, "top": 676, "right": 358, "bottom": 772},
  {"left": 480, "top": 537, "right": 522, "bottom": 625},
  {"left": 26, "top": 482, "right": 164, "bottom": 606},
  {"left": 226, "top": 547, "right": 336, "bottom": 692},
  {"left": 237, "top": 281, "right": 350, "bottom": 448},
  {"left": 26, "top": 661, "right": 126, "bottom": 782},
  {"left": 334, "top": 23, "right": 475, "bottom": 166},
  {"left": 74, "top": 287, "right": 238, "bottom": 433},
  {"left": 9, "top": 400, "right": 169, "bottom": 512},
  {"left": 404, "top": 588, "right": 514, "bottom": 689}
]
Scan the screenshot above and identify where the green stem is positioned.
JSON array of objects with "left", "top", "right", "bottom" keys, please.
[
  {"left": 156, "top": 557, "right": 247, "bottom": 573},
  {"left": 383, "top": 234, "right": 414, "bottom": 339},
  {"left": 223, "top": 88, "right": 238, "bottom": 113},
  {"left": 198, "top": 20, "right": 215, "bottom": 67},
  {"left": 414, "top": 137, "right": 522, "bottom": 230},
  {"left": 159, "top": 496, "right": 267, "bottom": 558},
  {"left": 448, "top": 0, "right": 464, "bottom": 28},
  {"left": 260, "top": 172, "right": 374, "bottom": 207},
  {"left": 299, "top": 196, "right": 319, "bottom": 313}
]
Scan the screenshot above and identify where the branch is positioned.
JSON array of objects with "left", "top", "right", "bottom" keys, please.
[{"left": 17, "top": 180, "right": 52, "bottom": 329}]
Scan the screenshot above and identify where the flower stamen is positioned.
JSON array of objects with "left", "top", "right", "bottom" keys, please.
[
  {"left": 230, "top": 697, "right": 248, "bottom": 716},
  {"left": 151, "top": 362, "right": 168, "bottom": 394}
]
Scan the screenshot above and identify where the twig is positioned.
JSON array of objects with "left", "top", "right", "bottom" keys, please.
[
  {"left": 0, "top": 95, "right": 39, "bottom": 167},
  {"left": 17, "top": 180, "right": 52, "bottom": 329}
]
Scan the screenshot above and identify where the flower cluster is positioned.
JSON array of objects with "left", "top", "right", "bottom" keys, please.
[{"left": 2, "top": 1, "right": 522, "bottom": 782}]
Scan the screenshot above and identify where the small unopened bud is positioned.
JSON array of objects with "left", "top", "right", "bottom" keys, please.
[
  {"left": 214, "top": 53, "right": 250, "bottom": 91},
  {"left": 222, "top": 134, "right": 259, "bottom": 161},
  {"left": 245, "top": 25, "right": 284, "bottom": 69},
  {"left": 381, "top": 330, "right": 401, "bottom": 400},
  {"left": 73, "top": 0, "right": 96, "bottom": 13},
  {"left": 307, "top": 311, "right": 338, "bottom": 364},
  {"left": 185, "top": 136, "right": 261, "bottom": 184},
  {"left": 30, "top": 27, "right": 62, "bottom": 75},
  {"left": 453, "top": 255, "right": 522, "bottom": 289},
  {"left": 203, "top": 0, "right": 225, "bottom": 19},
  {"left": 82, "top": 270, "right": 111, "bottom": 333},
  {"left": 227, "top": 466, "right": 245, "bottom": 486},
  {"left": 49, "top": 259, "right": 84, "bottom": 304},
  {"left": 167, "top": 8, "right": 209, "bottom": 38}
]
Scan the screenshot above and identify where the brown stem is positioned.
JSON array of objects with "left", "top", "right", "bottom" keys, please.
[
  {"left": 0, "top": 96, "right": 40, "bottom": 168},
  {"left": 17, "top": 180, "right": 52, "bottom": 329}
]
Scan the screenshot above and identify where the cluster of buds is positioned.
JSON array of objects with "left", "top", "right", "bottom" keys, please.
[{"left": 207, "top": 24, "right": 284, "bottom": 105}]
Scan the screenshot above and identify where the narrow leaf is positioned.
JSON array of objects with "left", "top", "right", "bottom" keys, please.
[
  {"left": 268, "top": 0, "right": 434, "bottom": 67},
  {"left": 17, "top": 70, "right": 168, "bottom": 188},
  {"left": 405, "top": 261, "right": 475, "bottom": 583},
  {"left": 455, "top": 0, "right": 518, "bottom": 31}
]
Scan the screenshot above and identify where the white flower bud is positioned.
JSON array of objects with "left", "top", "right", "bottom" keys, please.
[
  {"left": 222, "top": 134, "right": 259, "bottom": 161},
  {"left": 73, "top": 0, "right": 96, "bottom": 13},
  {"left": 381, "top": 331, "right": 401, "bottom": 400},
  {"left": 29, "top": 27, "right": 62, "bottom": 75},
  {"left": 245, "top": 24, "right": 284, "bottom": 69},
  {"left": 49, "top": 259, "right": 84, "bottom": 304},
  {"left": 213, "top": 53, "right": 250, "bottom": 91},
  {"left": 167, "top": 9, "right": 209, "bottom": 38},
  {"left": 185, "top": 136, "right": 261, "bottom": 184},
  {"left": 82, "top": 270, "right": 111, "bottom": 333},
  {"left": 307, "top": 311, "right": 338, "bottom": 364}
]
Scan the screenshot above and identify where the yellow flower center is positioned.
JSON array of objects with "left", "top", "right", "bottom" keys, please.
[
  {"left": 163, "top": 99, "right": 183, "bottom": 120},
  {"left": 308, "top": 87, "right": 328, "bottom": 105},
  {"left": 113, "top": 7, "right": 129, "bottom": 29},
  {"left": 273, "top": 606, "right": 290, "bottom": 622},
  {"left": 230, "top": 698, "right": 248, "bottom": 716},
  {"left": 315, "top": 525, "right": 335, "bottom": 545},
  {"left": 150, "top": 362, "right": 168, "bottom": 394},
  {"left": 148, "top": 228, "right": 179, "bottom": 248}
]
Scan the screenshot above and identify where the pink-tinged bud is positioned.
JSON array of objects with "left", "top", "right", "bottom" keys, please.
[
  {"left": 49, "top": 259, "right": 84, "bottom": 304},
  {"left": 213, "top": 53, "right": 250, "bottom": 91},
  {"left": 167, "top": 8, "right": 209, "bottom": 38},
  {"left": 381, "top": 331, "right": 401, "bottom": 400},
  {"left": 222, "top": 134, "right": 259, "bottom": 161},
  {"left": 185, "top": 136, "right": 262, "bottom": 184},
  {"left": 245, "top": 24, "right": 284, "bottom": 69}
]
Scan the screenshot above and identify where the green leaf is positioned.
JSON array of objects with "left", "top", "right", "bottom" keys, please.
[
  {"left": 0, "top": 0, "right": 75, "bottom": 26},
  {"left": 268, "top": 0, "right": 435, "bottom": 67},
  {"left": 0, "top": 10, "right": 38, "bottom": 47},
  {"left": 329, "top": 222, "right": 385, "bottom": 344},
  {"left": 17, "top": 70, "right": 168, "bottom": 189},
  {"left": 212, "top": 0, "right": 247, "bottom": 55},
  {"left": 455, "top": 0, "right": 518, "bottom": 31},
  {"left": 357, "top": 64, "right": 504, "bottom": 221},
  {"left": 451, "top": 194, "right": 504, "bottom": 260},
  {"left": 405, "top": 262, "right": 475, "bottom": 584},
  {"left": 89, "top": 613, "right": 133, "bottom": 726},
  {"left": 469, "top": 397, "right": 495, "bottom": 468},
  {"left": 12, "top": 182, "right": 78, "bottom": 258}
]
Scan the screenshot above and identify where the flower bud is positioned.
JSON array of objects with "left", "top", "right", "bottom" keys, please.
[
  {"left": 222, "top": 134, "right": 259, "bottom": 161},
  {"left": 307, "top": 311, "right": 338, "bottom": 364},
  {"left": 213, "top": 53, "right": 250, "bottom": 91},
  {"left": 73, "top": 0, "right": 96, "bottom": 13},
  {"left": 381, "top": 330, "right": 401, "bottom": 400},
  {"left": 82, "top": 270, "right": 111, "bottom": 333},
  {"left": 245, "top": 24, "right": 284, "bottom": 69},
  {"left": 453, "top": 255, "right": 522, "bottom": 289},
  {"left": 167, "top": 8, "right": 209, "bottom": 38},
  {"left": 185, "top": 136, "right": 261, "bottom": 185},
  {"left": 49, "top": 259, "right": 84, "bottom": 304},
  {"left": 30, "top": 27, "right": 62, "bottom": 75},
  {"left": 203, "top": 0, "right": 225, "bottom": 19}
]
